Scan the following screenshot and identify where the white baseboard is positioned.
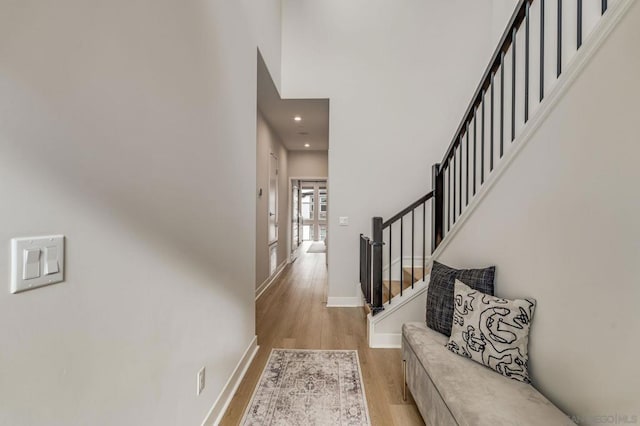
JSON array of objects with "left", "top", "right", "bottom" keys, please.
[
  {"left": 201, "top": 336, "right": 259, "bottom": 426},
  {"left": 326, "top": 296, "right": 364, "bottom": 307},
  {"left": 255, "top": 261, "right": 287, "bottom": 300},
  {"left": 367, "top": 281, "right": 428, "bottom": 348},
  {"left": 368, "top": 330, "right": 402, "bottom": 348}
]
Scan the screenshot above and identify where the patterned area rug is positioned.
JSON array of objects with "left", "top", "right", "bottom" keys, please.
[{"left": 241, "top": 349, "right": 371, "bottom": 425}]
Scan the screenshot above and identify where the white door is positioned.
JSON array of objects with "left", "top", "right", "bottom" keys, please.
[{"left": 268, "top": 153, "right": 278, "bottom": 244}]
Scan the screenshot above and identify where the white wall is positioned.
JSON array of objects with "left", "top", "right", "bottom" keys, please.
[
  {"left": 0, "top": 1, "right": 280, "bottom": 424},
  {"left": 281, "top": 0, "right": 499, "bottom": 302},
  {"left": 437, "top": 1, "right": 640, "bottom": 421},
  {"left": 491, "top": 0, "right": 519, "bottom": 46},
  {"left": 288, "top": 150, "right": 328, "bottom": 177},
  {"left": 256, "top": 110, "right": 289, "bottom": 288}
]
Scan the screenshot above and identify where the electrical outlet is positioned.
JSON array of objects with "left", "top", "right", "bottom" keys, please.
[{"left": 197, "top": 367, "right": 206, "bottom": 396}]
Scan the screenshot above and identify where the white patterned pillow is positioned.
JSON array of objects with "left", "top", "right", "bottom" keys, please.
[{"left": 445, "top": 279, "right": 536, "bottom": 383}]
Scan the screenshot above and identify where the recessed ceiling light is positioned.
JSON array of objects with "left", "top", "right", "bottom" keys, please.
[
  {"left": 304, "top": 143, "right": 310, "bottom": 148},
  {"left": 294, "top": 116, "right": 302, "bottom": 122}
]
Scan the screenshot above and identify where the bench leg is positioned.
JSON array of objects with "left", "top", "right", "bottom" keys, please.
[{"left": 402, "top": 359, "right": 407, "bottom": 401}]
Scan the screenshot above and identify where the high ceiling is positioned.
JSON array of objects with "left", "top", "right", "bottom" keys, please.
[{"left": 257, "top": 54, "right": 329, "bottom": 151}]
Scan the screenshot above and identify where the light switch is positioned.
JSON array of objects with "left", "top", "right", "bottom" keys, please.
[
  {"left": 339, "top": 216, "right": 349, "bottom": 226},
  {"left": 23, "top": 248, "right": 41, "bottom": 280},
  {"left": 11, "top": 235, "right": 65, "bottom": 294},
  {"left": 44, "top": 246, "right": 59, "bottom": 275}
]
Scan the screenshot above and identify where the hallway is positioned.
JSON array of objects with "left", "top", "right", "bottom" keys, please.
[{"left": 221, "top": 242, "right": 425, "bottom": 425}]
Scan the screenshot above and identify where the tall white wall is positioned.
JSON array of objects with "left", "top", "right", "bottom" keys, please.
[
  {"left": 256, "top": 110, "right": 289, "bottom": 288},
  {"left": 281, "top": 0, "right": 499, "bottom": 302},
  {"left": 437, "top": 1, "right": 640, "bottom": 421},
  {"left": 0, "top": 1, "right": 281, "bottom": 424}
]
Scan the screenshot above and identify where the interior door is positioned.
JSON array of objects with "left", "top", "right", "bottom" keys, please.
[{"left": 268, "top": 153, "right": 278, "bottom": 245}]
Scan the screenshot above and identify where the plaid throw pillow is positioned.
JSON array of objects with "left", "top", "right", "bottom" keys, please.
[{"left": 426, "top": 261, "right": 495, "bottom": 336}]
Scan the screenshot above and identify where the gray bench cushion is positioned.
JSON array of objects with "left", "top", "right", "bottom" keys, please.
[{"left": 402, "top": 322, "right": 573, "bottom": 426}]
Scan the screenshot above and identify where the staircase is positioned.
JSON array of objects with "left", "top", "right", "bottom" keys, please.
[
  {"left": 364, "top": 265, "right": 429, "bottom": 315},
  {"left": 360, "top": 0, "right": 621, "bottom": 319}
]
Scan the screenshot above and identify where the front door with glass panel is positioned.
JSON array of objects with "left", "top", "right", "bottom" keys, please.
[{"left": 300, "top": 181, "right": 327, "bottom": 242}]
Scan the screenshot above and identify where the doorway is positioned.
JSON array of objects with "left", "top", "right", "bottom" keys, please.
[
  {"left": 290, "top": 179, "right": 328, "bottom": 261},
  {"left": 300, "top": 181, "right": 327, "bottom": 242}
]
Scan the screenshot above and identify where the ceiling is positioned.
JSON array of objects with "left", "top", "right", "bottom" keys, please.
[{"left": 257, "top": 54, "right": 329, "bottom": 151}]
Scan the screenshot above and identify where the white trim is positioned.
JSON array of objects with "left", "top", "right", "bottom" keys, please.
[
  {"left": 326, "top": 296, "right": 364, "bottom": 307},
  {"left": 256, "top": 260, "right": 287, "bottom": 300},
  {"left": 375, "top": 280, "right": 428, "bottom": 321},
  {"left": 366, "top": 280, "right": 428, "bottom": 348},
  {"left": 201, "top": 336, "right": 259, "bottom": 426},
  {"left": 432, "top": 0, "right": 635, "bottom": 262},
  {"left": 368, "top": 331, "right": 402, "bottom": 348}
]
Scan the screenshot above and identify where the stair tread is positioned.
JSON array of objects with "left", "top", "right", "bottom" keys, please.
[{"left": 366, "top": 264, "right": 432, "bottom": 309}]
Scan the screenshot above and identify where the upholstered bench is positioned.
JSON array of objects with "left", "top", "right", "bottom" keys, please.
[{"left": 402, "top": 322, "right": 573, "bottom": 426}]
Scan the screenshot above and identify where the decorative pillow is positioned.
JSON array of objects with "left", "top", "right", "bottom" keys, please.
[
  {"left": 446, "top": 280, "right": 536, "bottom": 383},
  {"left": 426, "top": 261, "right": 495, "bottom": 336}
]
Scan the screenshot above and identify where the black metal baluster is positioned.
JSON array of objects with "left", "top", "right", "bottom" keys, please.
[
  {"left": 602, "top": 0, "right": 608, "bottom": 14},
  {"left": 473, "top": 110, "right": 477, "bottom": 195},
  {"left": 491, "top": 73, "right": 495, "bottom": 171},
  {"left": 411, "top": 209, "right": 415, "bottom": 288},
  {"left": 511, "top": 27, "right": 516, "bottom": 142},
  {"left": 541, "top": 0, "right": 545, "bottom": 101},
  {"left": 525, "top": 1, "right": 530, "bottom": 123},
  {"left": 481, "top": 91, "right": 485, "bottom": 184},
  {"left": 465, "top": 126, "right": 469, "bottom": 206},
  {"left": 432, "top": 163, "right": 442, "bottom": 251},
  {"left": 577, "top": 0, "right": 583, "bottom": 49},
  {"left": 558, "top": 0, "right": 563, "bottom": 77},
  {"left": 366, "top": 238, "right": 371, "bottom": 304},
  {"left": 500, "top": 52, "right": 505, "bottom": 157},
  {"left": 458, "top": 142, "right": 462, "bottom": 216},
  {"left": 388, "top": 225, "right": 392, "bottom": 303},
  {"left": 453, "top": 151, "right": 457, "bottom": 222},
  {"left": 447, "top": 161, "right": 451, "bottom": 230},
  {"left": 422, "top": 200, "right": 426, "bottom": 275},
  {"left": 400, "top": 216, "right": 403, "bottom": 297}
]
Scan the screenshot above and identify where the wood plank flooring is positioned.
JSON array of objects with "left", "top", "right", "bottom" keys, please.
[{"left": 220, "top": 243, "right": 425, "bottom": 426}]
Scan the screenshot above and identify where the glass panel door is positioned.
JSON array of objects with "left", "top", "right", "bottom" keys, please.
[{"left": 299, "top": 181, "right": 327, "bottom": 242}]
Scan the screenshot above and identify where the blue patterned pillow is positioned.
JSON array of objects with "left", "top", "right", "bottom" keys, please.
[
  {"left": 446, "top": 280, "right": 536, "bottom": 383},
  {"left": 426, "top": 261, "right": 495, "bottom": 336}
]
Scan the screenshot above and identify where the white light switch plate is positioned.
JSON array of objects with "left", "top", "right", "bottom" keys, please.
[
  {"left": 339, "top": 216, "right": 349, "bottom": 226},
  {"left": 11, "top": 235, "right": 65, "bottom": 294}
]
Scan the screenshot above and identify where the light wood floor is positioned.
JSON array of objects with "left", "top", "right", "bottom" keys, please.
[{"left": 220, "top": 243, "right": 425, "bottom": 425}]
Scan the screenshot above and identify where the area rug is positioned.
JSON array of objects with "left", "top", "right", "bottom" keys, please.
[
  {"left": 307, "top": 242, "right": 326, "bottom": 253},
  {"left": 241, "top": 349, "right": 371, "bottom": 426}
]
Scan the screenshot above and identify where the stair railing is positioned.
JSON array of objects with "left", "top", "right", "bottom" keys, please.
[{"left": 360, "top": 0, "right": 612, "bottom": 314}]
